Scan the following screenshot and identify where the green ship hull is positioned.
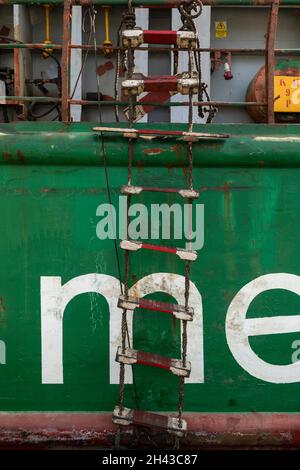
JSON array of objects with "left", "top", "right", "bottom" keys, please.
[{"left": 0, "top": 122, "right": 300, "bottom": 447}]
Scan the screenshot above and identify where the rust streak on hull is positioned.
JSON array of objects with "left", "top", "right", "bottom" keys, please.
[{"left": 0, "top": 413, "right": 299, "bottom": 448}]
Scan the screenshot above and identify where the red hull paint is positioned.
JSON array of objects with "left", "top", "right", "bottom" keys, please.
[{"left": 0, "top": 413, "right": 300, "bottom": 448}]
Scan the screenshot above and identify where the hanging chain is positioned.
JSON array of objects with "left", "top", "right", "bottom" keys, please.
[
  {"left": 178, "top": 0, "right": 217, "bottom": 122},
  {"left": 179, "top": 0, "right": 203, "bottom": 27},
  {"left": 115, "top": 0, "right": 136, "bottom": 122}
]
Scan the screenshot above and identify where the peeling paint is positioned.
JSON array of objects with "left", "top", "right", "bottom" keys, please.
[
  {"left": 0, "top": 297, "right": 6, "bottom": 314},
  {"left": 143, "top": 148, "right": 163, "bottom": 156},
  {"left": 255, "top": 137, "right": 300, "bottom": 142}
]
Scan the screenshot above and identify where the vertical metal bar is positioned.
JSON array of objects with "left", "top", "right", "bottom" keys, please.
[
  {"left": 61, "top": 0, "right": 72, "bottom": 122},
  {"left": 265, "top": 0, "right": 279, "bottom": 124},
  {"left": 13, "top": 5, "right": 31, "bottom": 119},
  {"left": 135, "top": 8, "right": 149, "bottom": 123},
  {"left": 70, "top": 6, "right": 82, "bottom": 121}
]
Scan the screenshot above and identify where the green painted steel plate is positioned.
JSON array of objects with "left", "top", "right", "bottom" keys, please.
[{"left": 0, "top": 122, "right": 300, "bottom": 413}]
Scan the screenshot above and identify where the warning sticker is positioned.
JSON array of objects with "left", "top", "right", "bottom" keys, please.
[
  {"left": 215, "top": 21, "right": 227, "bottom": 39},
  {"left": 274, "top": 75, "right": 300, "bottom": 112}
]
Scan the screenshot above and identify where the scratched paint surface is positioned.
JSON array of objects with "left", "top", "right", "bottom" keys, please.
[{"left": 0, "top": 122, "right": 300, "bottom": 413}]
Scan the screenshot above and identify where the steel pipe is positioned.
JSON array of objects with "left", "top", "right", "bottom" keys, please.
[
  {"left": 0, "top": 96, "right": 61, "bottom": 102},
  {"left": 69, "top": 99, "right": 266, "bottom": 107},
  {"left": 0, "top": 97, "right": 265, "bottom": 106}
]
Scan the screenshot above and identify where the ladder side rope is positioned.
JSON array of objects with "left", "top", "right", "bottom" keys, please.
[
  {"left": 87, "top": 6, "right": 140, "bottom": 444},
  {"left": 118, "top": 0, "right": 135, "bottom": 418}
]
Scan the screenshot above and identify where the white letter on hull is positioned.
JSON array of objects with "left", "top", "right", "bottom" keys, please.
[
  {"left": 41, "top": 274, "right": 123, "bottom": 384},
  {"left": 41, "top": 273, "right": 203, "bottom": 385},
  {"left": 128, "top": 273, "right": 204, "bottom": 384},
  {"left": 0, "top": 340, "right": 5, "bottom": 365},
  {"left": 226, "top": 273, "right": 300, "bottom": 383}
]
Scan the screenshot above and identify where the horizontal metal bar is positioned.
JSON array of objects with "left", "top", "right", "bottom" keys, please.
[
  {"left": 0, "top": 43, "right": 62, "bottom": 50},
  {"left": 1, "top": 0, "right": 300, "bottom": 6},
  {"left": 70, "top": 99, "right": 266, "bottom": 107},
  {"left": 0, "top": 96, "right": 265, "bottom": 107},
  {"left": 0, "top": 96, "right": 61, "bottom": 103},
  {"left": 1, "top": 43, "right": 299, "bottom": 55},
  {"left": 70, "top": 45, "right": 300, "bottom": 55}
]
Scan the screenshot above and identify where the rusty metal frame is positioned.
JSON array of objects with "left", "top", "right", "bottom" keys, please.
[
  {"left": 266, "top": 0, "right": 279, "bottom": 123},
  {"left": 61, "top": 0, "right": 72, "bottom": 122},
  {"left": 0, "top": 412, "right": 300, "bottom": 448},
  {"left": 0, "top": 0, "right": 287, "bottom": 123},
  {"left": 0, "top": 96, "right": 268, "bottom": 108},
  {"left": 2, "top": 44, "right": 300, "bottom": 56}
]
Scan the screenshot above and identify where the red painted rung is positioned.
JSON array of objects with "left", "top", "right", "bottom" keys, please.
[
  {"left": 143, "top": 30, "right": 177, "bottom": 45},
  {"left": 142, "top": 242, "right": 176, "bottom": 254},
  {"left": 122, "top": 75, "right": 199, "bottom": 96},
  {"left": 116, "top": 347, "right": 191, "bottom": 377},
  {"left": 120, "top": 240, "right": 197, "bottom": 261},
  {"left": 120, "top": 185, "right": 199, "bottom": 199},
  {"left": 118, "top": 295, "right": 194, "bottom": 321},
  {"left": 122, "top": 29, "right": 196, "bottom": 49},
  {"left": 133, "top": 410, "right": 186, "bottom": 435},
  {"left": 137, "top": 350, "right": 172, "bottom": 369},
  {"left": 140, "top": 298, "right": 175, "bottom": 313},
  {"left": 113, "top": 406, "right": 187, "bottom": 436},
  {"left": 144, "top": 76, "right": 178, "bottom": 92},
  {"left": 136, "top": 128, "right": 186, "bottom": 136},
  {"left": 144, "top": 187, "right": 180, "bottom": 193}
]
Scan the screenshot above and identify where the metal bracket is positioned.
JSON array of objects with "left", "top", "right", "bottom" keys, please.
[
  {"left": 120, "top": 240, "right": 142, "bottom": 251},
  {"left": 177, "top": 30, "right": 197, "bottom": 49},
  {"left": 178, "top": 189, "right": 199, "bottom": 199},
  {"left": 177, "top": 76, "right": 199, "bottom": 95},
  {"left": 121, "top": 185, "right": 143, "bottom": 195},
  {"left": 112, "top": 406, "right": 134, "bottom": 426},
  {"left": 122, "top": 29, "right": 144, "bottom": 48},
  {"left": 176, "top": 248, "right": 197, "bottom": 261},
  {"left": 122, "top": 79, "right": 144, "bottom": 96}
]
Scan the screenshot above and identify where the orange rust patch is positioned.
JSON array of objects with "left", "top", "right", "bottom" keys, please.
[
  {"left": 16, "top": 150, "right": 25, "bottom": 164},
  {"left": 143, "top": 148, "right": 163, "bottom": 156},
  {"left": 200, "top": 184, "right": 252, "bottom": 192},
  {"left": 170, "top": 144, "right": 184, "bottom": 160},
  {"left": 0, "top": 297, "right": 5, "bottom": 314},
  {"left": 2, "top": 151, "right": 12, "bottom": 162}
]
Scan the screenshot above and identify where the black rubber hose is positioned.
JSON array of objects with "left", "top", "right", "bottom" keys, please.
[{"left": 0, "top": 36, "right": 62, "bottom": 121}]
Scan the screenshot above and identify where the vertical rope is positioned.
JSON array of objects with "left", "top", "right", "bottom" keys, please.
[{"left": 117, "top": 3, "right": 139, "bottom": 422}]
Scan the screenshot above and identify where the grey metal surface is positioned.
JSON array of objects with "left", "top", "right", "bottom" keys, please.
[{"left": 211, "top": 7, "right": 300, "bottom": 123}]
